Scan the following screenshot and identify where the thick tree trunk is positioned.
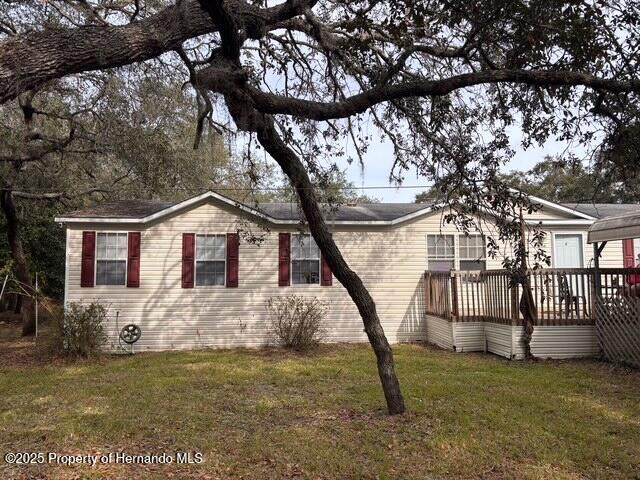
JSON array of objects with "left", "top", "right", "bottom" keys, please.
[
  {"left": 519, "top": 278, "right": 536, "bottom": 360},
  {"left": 192, "top": 0, "right": 404, "bottom": 413},
  {"left": 252, "top": 115, "right": 406, "bottom": 415},
  {"left": 7, "top": 293, "right": 16, "bottom": 312},
  {"left": 14, "top": 295, "right": 22, "bottom": 315},
  {"left": 0, "top": 191, "right": 35, "bottom": 335}
]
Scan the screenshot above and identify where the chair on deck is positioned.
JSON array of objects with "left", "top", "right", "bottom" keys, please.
[{"left": 558, "top": 273, "right": 587, "bottom": 318}]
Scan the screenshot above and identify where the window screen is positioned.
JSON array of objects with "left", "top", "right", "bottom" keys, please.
[
  {"left": 427, "top": 234, "right": 455, "bottom": 271},
  {"left": 291, "top": 234, "right": 320, "bottom": 284},
  {"left": 196, "top": 234, "right": 226, "bottom": 286},
  {"left": 96, "top": 232, "right": 127, "bottom": 285},
  {"left": 459, "top": 235, "right": 486, "bottom": 271}
]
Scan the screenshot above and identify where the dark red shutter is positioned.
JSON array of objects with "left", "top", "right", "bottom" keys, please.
[
  {"left": 182, "top": 233, "right": 195, "bottom": 288},
  {"left": 278, "top": 233, "right": 290, "bottom": 286},
  {"left": 321, "top": 255, "right": 332, "bottom": 286},
  {"left": 127, "top": 232, "right": 141, "bottom": 288},
  {"left": 227, "top": 233, "right": 239, "bottom": 288},
  {"left": 80, "top": 231, "right": 95, "bottom": 287},
  {"left": 623, "top": 239, "right": 635, "bottom": 268}
]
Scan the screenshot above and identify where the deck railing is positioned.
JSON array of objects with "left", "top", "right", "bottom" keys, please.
[
  {"left": 424, "top": 267, "right": 640, "bottom": 326},
  {"left": 423, "top": 271, "right": 454, "bottom": 320}
]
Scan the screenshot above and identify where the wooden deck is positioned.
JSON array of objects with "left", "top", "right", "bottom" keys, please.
[{"left": 424, "top": 268, "right": 640, "bottom": 327}]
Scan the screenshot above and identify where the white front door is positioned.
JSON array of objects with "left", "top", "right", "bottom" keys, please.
[{"left": 555, "top": 234, "right": 584, "bottom": 268}]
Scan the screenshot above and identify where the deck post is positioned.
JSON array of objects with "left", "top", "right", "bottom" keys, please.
[
  {"left": 593, "top": 242, "right": 603, "bottom": 296},
  {"left": 424, "top": 272, "right": 431, "bottom": 314},
  {"left": 450, "top": 273, "right": 459, "bottom": 320},
  {"left": 592, "top": 241, "right": 607, "bottom": 323},
  {"left": 510, "top": 284, "right": 519, "bottom": 326}
]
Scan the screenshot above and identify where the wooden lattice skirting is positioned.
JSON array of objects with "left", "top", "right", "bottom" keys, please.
[{"left": 595, "top": 296, "right": 640, "bottom": 368}]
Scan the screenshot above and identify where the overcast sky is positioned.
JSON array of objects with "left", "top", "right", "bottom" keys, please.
[{"left": 341, "top": 130, "right": 583, "bottom": 203}]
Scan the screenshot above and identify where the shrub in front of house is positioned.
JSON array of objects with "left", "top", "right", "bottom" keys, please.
[
  {"left": 266, "top": 295, "right": 326, "bottom": 351},
  {"left": 48, "top": 302, "right": 107, "bottom": 358}
]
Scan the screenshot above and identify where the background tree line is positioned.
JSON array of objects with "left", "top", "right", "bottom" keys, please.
[
  {"left": 0, "top": 62, "right": 374, "bottom": 316},
  {"left": 415, "top": 155, "right": 640, "bottom": 205}
]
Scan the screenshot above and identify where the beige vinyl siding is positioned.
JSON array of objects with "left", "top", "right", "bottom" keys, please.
[
  {"left": 64, "top": 200, "right": 615, "bottom": 352},
  {"left": 524, "top": 203, "right": 594, "bottom": 220},
  {"left": 424, "top": 320, "right": 598, "bottom": 360},
  {"left": 597, "top": 240, "right": 624, "bottom": 268},
  {"left": 67, "top": 202, "right": 431, "bottom": 350}
]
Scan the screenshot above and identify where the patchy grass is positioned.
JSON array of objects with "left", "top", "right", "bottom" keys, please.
[{"left": 0, "top": 324, "right": 639, "bottom": 479}]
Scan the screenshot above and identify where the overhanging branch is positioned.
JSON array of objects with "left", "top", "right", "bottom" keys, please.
[
  {"left": 11, "top": 187, "right": 111, "bottom": 200},
  {"left": 0, "top": 0, "right": 315, "bottom": 104},
  {"left": 243, "top": 69, "right": 640, "bottom": 120}
]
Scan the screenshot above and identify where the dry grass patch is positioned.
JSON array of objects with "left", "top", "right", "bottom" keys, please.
[{"left": 0, "top": 323, "right": 639, "bottom": 479}]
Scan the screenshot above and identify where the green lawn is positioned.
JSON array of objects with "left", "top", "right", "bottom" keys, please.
[{"left": 1, "top": 326, "right": 639, "bottom": 479}]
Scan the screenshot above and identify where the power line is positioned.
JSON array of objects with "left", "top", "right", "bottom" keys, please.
[
  {"left": 178, "top": 185, "right": 431, "bottom": 191},
  {"left": 9, "top": 184, "right": 433, "bottom": 193}
]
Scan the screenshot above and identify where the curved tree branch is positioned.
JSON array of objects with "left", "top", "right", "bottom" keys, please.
[
  {"left": 239, "top": 69, "right": 640, "bottom": 120},
  {"left": 0, "top": 0, "right": 315, "bottom": 104}
]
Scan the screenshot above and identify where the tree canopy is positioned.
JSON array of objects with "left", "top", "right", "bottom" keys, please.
[
  {"left": 2, "top": 0, "right": 640, "bottom": 414},
  {"left": 501, "top": 155, "right": 640, "bottom": 204},
  {"left": 417, "top": 154, "right": 640, "bottom": 205},
  {"left": 0, "top": 65, "right": 281, "bottom": 321}
]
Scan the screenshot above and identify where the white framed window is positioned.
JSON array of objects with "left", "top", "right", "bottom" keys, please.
[
  {"left": 291, "top": 234, "right": 320, "bottom": 285},
  {"left": 195, "top": 234, "right": 226, "bottom": 286},
  {"left": 427, "top": 234, "right": 455, "bottom": 271},
  {"left": 96, "top": 232, "right": 128, "bottom": 286},
  {"left": 459, "top": 234, "right": 486, "bottom": 271}
]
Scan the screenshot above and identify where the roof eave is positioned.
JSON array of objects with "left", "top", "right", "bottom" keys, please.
[
  {"left": 526, "top": 219, "right": 594, "bottom": 226},
  {"left": 54, "top": 206, "right": 437, "bottom": 226},
  {"left": 55, "top": 202, "right": 593, "bottom": 227},
  {"left": 507, "top": 188, "right": 597, "bottom": 220},
  {"left": 587, "top": 210, "right": 640, "bottom": 243}
]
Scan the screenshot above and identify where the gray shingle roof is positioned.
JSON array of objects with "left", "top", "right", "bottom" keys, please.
[
  {"left": 60, "top": 192, "right": 639, "bottom": 224},
  {"left": 588, "top": 209, "right": 640, "bottom": 242},
  {"left": 59, "top": 197, "right": 431, "bottom": 223},
  {"left": 257, "top": 202, "right": 429, "bottom": 222},
  {"left": 62, "top": 199, "right": 176, "bottom": 219},
  {"left": 562, "top": 203, "right": 640, "bottom": 219}
]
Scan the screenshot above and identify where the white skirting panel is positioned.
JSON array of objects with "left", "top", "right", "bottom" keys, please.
[
  {"left": 484, "top": 323, "right": 513, "bottom": 358},
  {"left": 452, "top": 322, "right": 485, "bottom": 352},
  {"left": 511, "top": 325, "right": 600, "bottom": 360},
  {"left": 425, "top": 315, "right": 454, "bottom": 350},
  {"left": 423, "top": 315, "right": 600, "bottom": 360}
]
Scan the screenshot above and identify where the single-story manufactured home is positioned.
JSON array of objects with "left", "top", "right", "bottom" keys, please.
[{"left": 55, "top": 191, "right": 638, "bottom": 355}]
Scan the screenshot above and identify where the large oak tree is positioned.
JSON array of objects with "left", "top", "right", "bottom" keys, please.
[
  {"left": 2, "top": 0, "right": 639, "bottom": 414},
  {"left": 0, "top": 66, "right": 274, "bottom": 334}
]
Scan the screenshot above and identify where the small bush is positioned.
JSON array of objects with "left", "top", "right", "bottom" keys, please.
[
  {"left": 266, "top": 295, "right": 325, "bottom": 351},
  {"left": 48, "top": 302, "right": 107, "bottom": 358}
]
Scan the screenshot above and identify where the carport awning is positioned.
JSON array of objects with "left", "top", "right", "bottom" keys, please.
[{"left": 588, "top": 209, "right": 640, "bottom": 243}]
